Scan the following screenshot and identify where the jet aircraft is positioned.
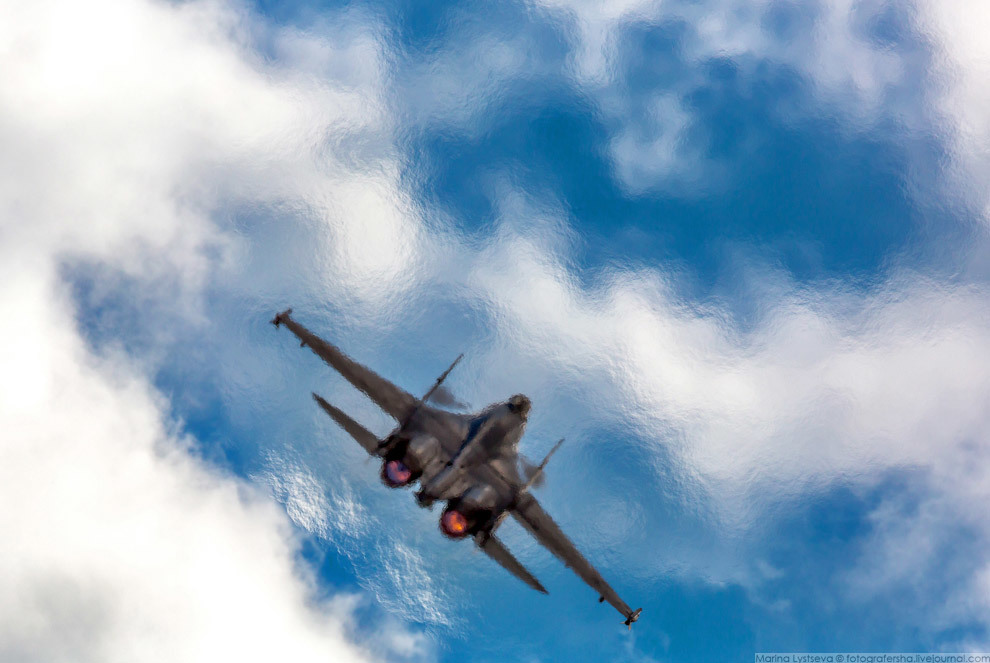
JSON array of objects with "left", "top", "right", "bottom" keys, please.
[{"left": 272, "top": 309, "right": 641, "bottom": 627}]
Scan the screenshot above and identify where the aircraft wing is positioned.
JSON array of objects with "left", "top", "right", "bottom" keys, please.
[
  {"left": 273, "top": 310, "right": 417, "bottom": 422},
  {"left": 475, "top": 533, "right": 547, "bottom": 594},
  {"left": 511, "top": 491, "right": 639, "bottom": 624}
]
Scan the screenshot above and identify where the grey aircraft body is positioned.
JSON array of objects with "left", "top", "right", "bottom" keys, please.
[{"left": 272, "top": 309, "right": 641, "bottom": 627}]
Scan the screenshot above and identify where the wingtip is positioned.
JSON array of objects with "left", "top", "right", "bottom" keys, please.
[
  {"left": 623, "top": 608, "right": 643, "bottom": 628},
  {"left": 271, "top": 308, "right": 293, "bottom": 327}
]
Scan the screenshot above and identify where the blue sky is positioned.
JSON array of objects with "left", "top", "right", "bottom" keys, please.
[{"left": 4, "top": 0, "right": 990, "bottom": 662}]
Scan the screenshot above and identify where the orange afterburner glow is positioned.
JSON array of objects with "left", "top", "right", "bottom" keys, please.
[
  {"left": 382, "top": 459, "right": 413, "bottom": 487},
  {"left": 440, "top": 509, "right": 470, "bottom": 538}
]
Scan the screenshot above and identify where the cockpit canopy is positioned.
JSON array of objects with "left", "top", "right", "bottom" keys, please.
[{"left": 507, "top": 394, "right": 531, "bottom": 419}]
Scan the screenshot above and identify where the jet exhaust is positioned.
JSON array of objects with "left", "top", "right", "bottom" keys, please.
[
  {"left": 381, "top": 459, "right": 415, "bottom": 487},
  {"left": 440, "top": 508, "right": 472, "bottom": 538}
]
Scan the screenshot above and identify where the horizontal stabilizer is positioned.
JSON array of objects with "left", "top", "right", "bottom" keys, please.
[
  {"left": 312, "top": 393, "right": 380, "bottom": 456},
  {"left": 476, "top": 533, "right": 547, "bottom": 595}
]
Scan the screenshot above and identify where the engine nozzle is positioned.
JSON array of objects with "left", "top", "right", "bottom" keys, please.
[
  {"left": 439, "top": 508, "right": 472, "bottom": 538},
  {"left": 381, "top": 459, "right": 415, "bottom": 488}
]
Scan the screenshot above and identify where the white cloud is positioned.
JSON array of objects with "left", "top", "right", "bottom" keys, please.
[
  {"left": 0, "top": 274, "right": 389, "bottom": 663},
  {"left": 472, "top": 224, "right": 990, "bottom": 519},
  {"left": 915, "top": 0, "right": 990, "bottom": 222},
  {"left": 6, "top": 0, "right": 990, "bottom": 648},
  {"left": 0, "top": 0, "right": 426, "bottom": 310},
  {"left": 262, "top": 458, "right": 455, "bottom": 628},
  {"left": 388, "top": 0, "right": 923, "bottom": 193},
  {"left": 0, "top": 0, "right": 433, "bottom": 659},
  {"left": 469, "top": 0, "right": 990, "bottom": 627},
  {"left": 608, "top": 91, "right": 711, "bottom": 195},
  {"left": 459, "top": 201, "right": 990, "bottom": 635},
  {"left": 531, "top": 0, "right": 985, "bottom": 202}
]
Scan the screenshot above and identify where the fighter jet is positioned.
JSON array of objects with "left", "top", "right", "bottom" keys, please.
[{"left": 272, "top": 309, "right": 642, "bottom": 627}]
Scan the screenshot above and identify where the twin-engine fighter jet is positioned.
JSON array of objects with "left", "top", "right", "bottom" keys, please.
[{"left": 272, "top": 309, "right": 641, "bottom": 627}]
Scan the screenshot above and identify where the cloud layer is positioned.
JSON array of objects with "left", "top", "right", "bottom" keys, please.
[
  {"left": 0, "top": 0, "right": 428, "bottom": 659},
  {"left": 4, "top": 0, "right": 990, "bottom": 657}
]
